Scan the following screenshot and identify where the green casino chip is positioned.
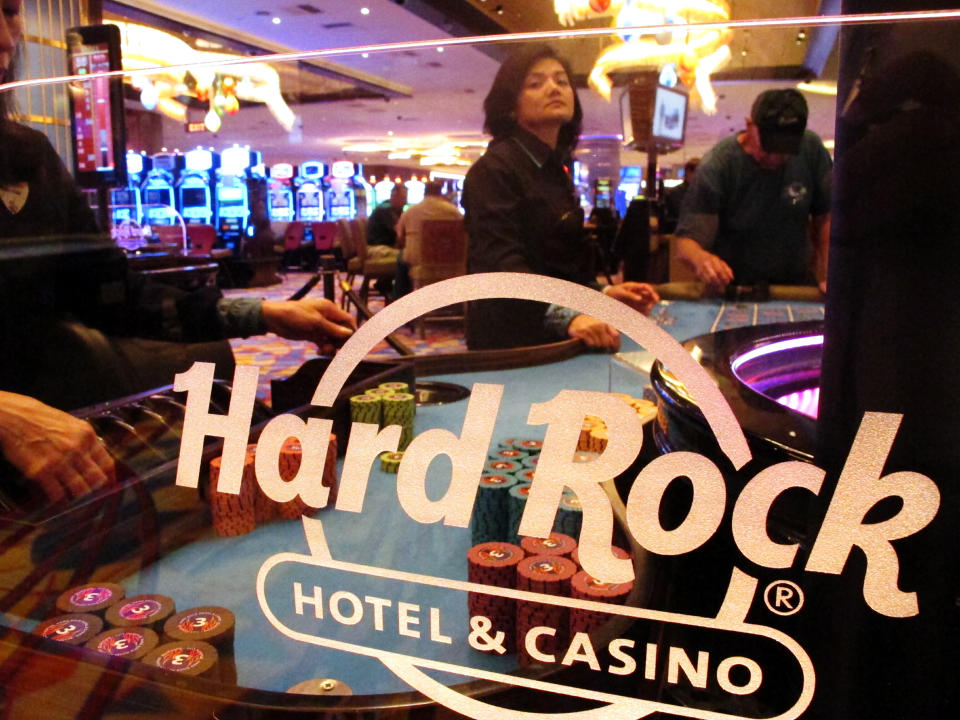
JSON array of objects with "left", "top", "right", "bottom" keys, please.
[{"left": 380, "top": 451, "right": 404, "bottom": 473}]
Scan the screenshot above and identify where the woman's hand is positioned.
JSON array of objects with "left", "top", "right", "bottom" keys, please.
[{"left": 567, "top": 314, "right": 620, "bottom": 351}]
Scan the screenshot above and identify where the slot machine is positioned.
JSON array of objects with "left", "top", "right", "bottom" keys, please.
[
  {"left": 215, "top": 145, "right": 259, "bottom": 252},
  {"left": 404, "top": 177, "right": 426, "bottom": 207},
  {"left": 109, "top": 151, "right": 149, "bottom": 228},
  {"left": 294, "top": 161, "right": 326, "bottom": 222},
  {"left": 373, "top": 178, "right": 396, "bottom": 207},
  {"left": 267, "top": 162, "right": 295, "bottom": 223},
  {"left": 177, "top": 148, "right": 219, "bottom": 226},
  {"left": 323, "top": 161, "right": 363, "bottom": 221},
  {"left": 352, "top": 163, "right": 373, "bottom": 217},
  {"left": 142, "top": 151, "right": 184, "bottom": 227}
]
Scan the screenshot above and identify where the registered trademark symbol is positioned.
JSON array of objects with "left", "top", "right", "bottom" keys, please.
[{"left": 764, "top": 580, "right": 805, "bottom": 616}]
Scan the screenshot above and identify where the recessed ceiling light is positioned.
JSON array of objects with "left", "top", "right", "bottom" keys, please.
[
  {"left": 272, "top": 17, "right": 281, "bottom": 24},
  {"left": 361, "top": 7, "right": 370, "bottom": 14},
  {"left": 436, "top": 46, "right": 444, "bottom": 53},
  {"left": 361, "top": 53, "right": 369, "bottom": 58},
  {"left": 387, "top": 130, "right": 394, "bottom": 136}
]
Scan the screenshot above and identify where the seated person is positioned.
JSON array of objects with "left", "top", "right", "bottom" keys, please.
[
  {"left": 365, "top": 184, "right": 406, "bottom": 296},
  {"left": 463, "top": 44, "right": 659, "bottom": 351},
  {"left": 394, "top": 180, "right": 463, "bottom": 299},
  {"left": 673, "top": 89, "right": 832, "bottom": 293}
]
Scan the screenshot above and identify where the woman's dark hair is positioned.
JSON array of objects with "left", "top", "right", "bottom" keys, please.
[
  {"left": 0, "top": 48, "right": 21, "bottom": 121},
  {"left": 482, "top": 43, "right": 583, "bottom": 152}
]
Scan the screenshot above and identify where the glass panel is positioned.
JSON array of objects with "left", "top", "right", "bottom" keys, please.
[{"left": 0, "top": 6, "right": 958, "bottom": 719}]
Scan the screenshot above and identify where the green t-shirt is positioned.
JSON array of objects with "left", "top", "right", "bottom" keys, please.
[{"left": 676, "top": 130, "right": 832, "bottom": 285}]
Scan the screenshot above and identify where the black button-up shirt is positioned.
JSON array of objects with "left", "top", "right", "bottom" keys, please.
[{"left": 463, "top": 129, "right": 592, "bottom": 349}]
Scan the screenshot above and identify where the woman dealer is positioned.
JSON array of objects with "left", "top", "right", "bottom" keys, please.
[{"left": 464, "top": 44, "right": 659, "bottom": 350}]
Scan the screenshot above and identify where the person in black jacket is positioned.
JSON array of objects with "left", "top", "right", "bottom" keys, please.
[
  {"left": 464, "top": 44, "right": 658, "bottom": 350},
  {"left": 0, "top": 0, "right": 355, "bottom": 501}
]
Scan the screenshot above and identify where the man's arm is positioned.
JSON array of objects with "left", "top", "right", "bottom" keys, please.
[{"left": 674, "top": 235, "right": 734, "bottom": 292}]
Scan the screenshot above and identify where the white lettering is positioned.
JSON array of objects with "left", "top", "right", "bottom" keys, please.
[
  {"left": 607, "top": 638, "right": 637, "bottom": 676},
  {"left": 716, "top": 656, "right": 763, "bottom": 695},
  {"left": 561, "top": 632, "right": 601, "bottom": 670},
  {"left": 429, "top": 607, "right": 452, "bottom": 644},
  {"left": 329, "top": 591, "right": 363, "bottom": 625},
  {"left": 667, "top": 647, "right": 709, "bottom": 688},
  {"left": 398, "top": 602, "right": 421, "bottom": 639},
  {"left": 293, "top": 582, "right": 323, "bottom": 619},
  {"left": 525, "top": 626, "right": 556, "bottom": 663},
  {"left": 363, "top": 595, "right": 392, "bottom": 632}
]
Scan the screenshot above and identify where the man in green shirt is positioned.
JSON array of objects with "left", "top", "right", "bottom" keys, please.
[{"left": 674, "top": 89, "right": 832, "bottom": 293}]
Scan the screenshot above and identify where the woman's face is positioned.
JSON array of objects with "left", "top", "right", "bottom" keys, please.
[
  {"left": 0, "top": 0, "right": 24, "bottom": 81},
  {"left": 514, "top": 57, "right": 574, "bottom": 136}
]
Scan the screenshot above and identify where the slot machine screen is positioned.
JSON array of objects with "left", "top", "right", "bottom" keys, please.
[
  {"left": 111, "top": 188, "right": 134, "bottom": 206},
  {"left": 181, "top": 187, "right": 208, "bottom": 207},
  {"left": 66, "top": 25, "right": 126, "bottom": 187},
  {"left": 144, "top": 189, "right": 171, "bottom": 207}
]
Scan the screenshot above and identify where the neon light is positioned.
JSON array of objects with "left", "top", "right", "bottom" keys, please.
[{"left": 731, "top": 334, "right": 823, "bottom": 374}]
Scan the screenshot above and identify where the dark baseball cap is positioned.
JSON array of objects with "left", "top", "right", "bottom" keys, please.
[{"left": 751, "top": 89, "right": 808, "bottom": 154}]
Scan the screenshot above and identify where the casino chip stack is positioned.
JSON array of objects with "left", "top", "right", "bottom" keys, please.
[
  {"left": 569, "top": 569, "right": 633, "bottom": 638},
  {"left": 143, "top": 640, "right": 219, "bottom": 679},
  {"left": 350, "top": 393, "right": 382, "bottom": 426},
  {"left": 515, "top": 555, "right": 577, "bottom": 666},
  {"left": 555, "top": 493, "right": 583, "bottom": 539},
  {"left": 55, "top": 582, "right": 125, "bottom": 617},
  {"left": 106, "top": 594, "right": 176, "bottom": 633},
  {"left": 467, "top": 542, "right": 525, "bottom": 653},
  {"left": 35, "top": 614, "right": 103, "bottom": 646},
  {"left": 507, "top": 483, "right": 532, "bottom": 544},
  {"left": 209, "top": 454, "right": 257, "bottom": 536},
  {"left": 86, "top": 626, "right": 159, "bottom": 661},
  {"left": 382, "top": 392, "right": 416, "bottom": 450},
  {"left": 164, "top": 606, "right": 237, "bottom": 684},
  {"left": 520, "top": 533, "right": 577, "bottom": 560},
  {"left": 577, "top": 396, "right": 657, "bottom": 453},
  {"left": 471, "top": 474, "right": 519, "bottom": 545}
]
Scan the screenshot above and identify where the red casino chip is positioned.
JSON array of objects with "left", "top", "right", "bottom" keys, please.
[
  {"left": 517, "top": 440, "right": 543, "bottom": 452},
  {"left": 144, "top": 640, "right": 219, "bottom": 678},
  {"left": 571, "top": 545, "right": 629, "bottom": 568},
  {"left": 571, "top": 570, "right": 633, "bottom": 602},
  {"left": 520, "top": 533, "right": 577, "bottom": 558},
  {"left": 36, "top": 614, "right": 103, "bottom": 646},
  {"left": 86, "top": 626, "right": 159, "bottom": 660},
  {"left": 516, "top": 555, "right": 577, "bottom": 596},
  {"left": 55, "top": 582, "right": 125, "bottom": 615},
  {"left": 105, "top": 594, "right": 175, "bottom": 630},
  {"left": 164, "top": 606, "right": 236, "bottom": 650}
]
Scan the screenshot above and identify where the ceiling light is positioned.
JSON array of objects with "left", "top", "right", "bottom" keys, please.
[
  {"left": 361, "top": 7, "right": 370, "bottom": 14},
  {"left": 272, "top": 17, "right": 281, "bottom": 25},
  {"left": 361, "top": 53, "right": 369, "bottom": 58},
  {"left": 436, "top": 47, "right": 444, "bottom": 53},
  {"left": 387, "top": 130, "right": 394, "bottom": 136}
]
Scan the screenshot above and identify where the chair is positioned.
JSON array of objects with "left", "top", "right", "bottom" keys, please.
[
  {"left": 152, "top": 223, "right": 186, "bottom": 250},
  {"left": 409, "top": 218, "right": 467, "bottom": 338},
  {"left": 353, "top": 216, "right": 398, "bottom": 318},
  {"left": 185, "top": 224, "right": 228, "bottom": 258},
  {"left": 282, "top": 221, "right": 306, "bottom": 269}
]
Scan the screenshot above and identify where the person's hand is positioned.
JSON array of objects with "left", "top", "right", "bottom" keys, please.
[
  {"left": 0, "top": 392, "right": 116, "bottom": 503},
  {"left": 567, "top": 314, "right": 620, "bottom": 351},
  {"left": 604, "top": 282, "right": 660, "bottom": 315},
  {"left": 261, "top": 298, "right": 357, "bottom": 353},
  {"left": 690, "top": 250, "right": 734, "bottom": 292}
]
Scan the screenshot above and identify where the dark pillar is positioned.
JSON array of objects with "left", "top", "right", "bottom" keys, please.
[{"left": 812, "top": 3, "right": 960, "bottom": 717}]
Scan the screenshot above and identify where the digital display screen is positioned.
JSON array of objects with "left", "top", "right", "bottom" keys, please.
[
  {"left": 111, "top": 188, "right": 134, "bottom": 206},
  {"left": 652, "top": 85, "right": 687, "bottom": 143},
  {"left": 181, "top": 187, "right": 208, "bottom": 207},
  {"left": 218, "top": 187, "right": 245, "bottom": 204},
  {"left": 270, "top": 189, "right": 291, "bottom": 209},
  {"left": 68, "top": 42, "right": 116, "bottom": 175},
  {"left": 299, "top": 189, "right": 320, "bottom": 208},
  {"left": 153, "top": 155, "right": 178, "bottom": 171},
  {"left": 144, "top": 188, "right": 171, "bottom": 206}
]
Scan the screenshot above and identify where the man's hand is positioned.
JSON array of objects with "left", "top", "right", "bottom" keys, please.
[
  {"left": 0, "top": 392, "right": 116, "bottom": 502},
  {"left": 261, "top": 298, "right": 357, "bottom": 353},
  {"left": 567, "top": 314, "right": 620, "bottom": 351},
  {"left": 604, "top": 282, "right": 660, "bottom": 314},
  {"left": 676, "top": 237, "right": 734, "bottom": 292}
]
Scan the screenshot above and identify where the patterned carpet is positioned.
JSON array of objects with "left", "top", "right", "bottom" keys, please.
[{"left": 223, "top": 272, "right": 466, "bottom": 404}]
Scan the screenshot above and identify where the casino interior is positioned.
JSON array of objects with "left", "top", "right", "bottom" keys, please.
[{"left": 2, "top": 2, "right": 960, "bottom": 719}]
